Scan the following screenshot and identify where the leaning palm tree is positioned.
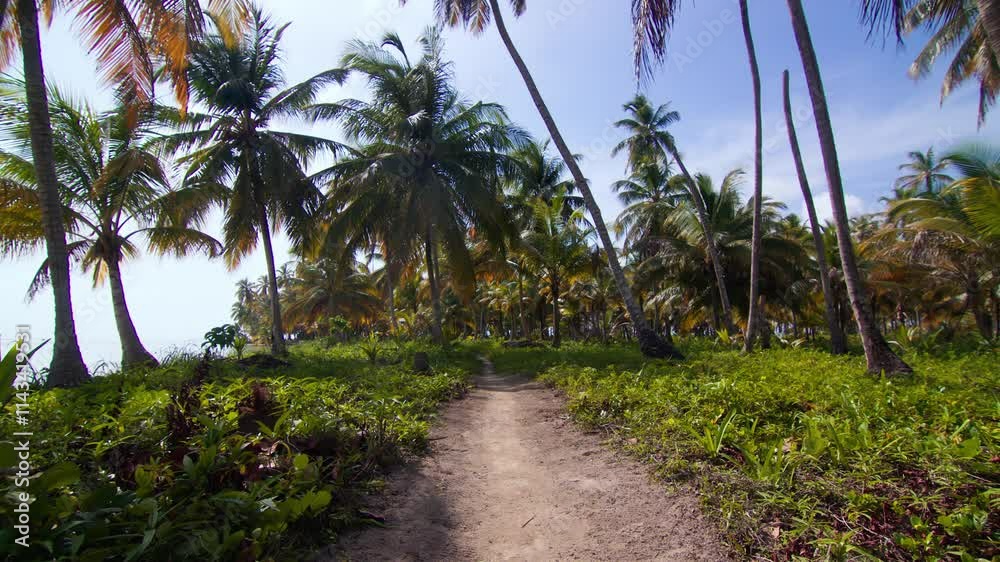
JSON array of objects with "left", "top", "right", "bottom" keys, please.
[
  {"left": 162, "top": 9, "right": 341, "bottom": 356},
  {"left": 861, "top": 0, "right": 1000, "bottom": 125},
  {"left": 783, "top": 70, "right": 847, "bottom": 354},
  {"left": 0, "top": 0, "right": 248, "bottom": 386},
  {"left": 0, "top": 87, "right": 222, "bottom": 368},
  {"left": 614, "top": 95, "right": 737, "bottom": 335},
  {"left": 897, "top": 148, "right": 956, "bottom": 196},
  {"left": 404, "top": 0, "right": 682, "bottom": 359},
  {"left": 310, "top": 28, "right": 527, "bottom": 345},
  {"left": 784, "top": 0, "right": 912, "bottom": 374}
]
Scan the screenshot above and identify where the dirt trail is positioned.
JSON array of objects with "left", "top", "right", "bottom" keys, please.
[{"left": 322, "top": 361, "right": 729, "bottom": 561}]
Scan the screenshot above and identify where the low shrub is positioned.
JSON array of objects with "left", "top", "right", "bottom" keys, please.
[{"left": 0, "top": 342, "right": 472, "bottom": 561}]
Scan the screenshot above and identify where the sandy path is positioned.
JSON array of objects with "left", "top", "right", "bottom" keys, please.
[{"left": 321, "top": 361, "right": 729, "bottom": 561}]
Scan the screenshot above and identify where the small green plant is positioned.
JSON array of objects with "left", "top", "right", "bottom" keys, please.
[
  {"left": 233, "top": 333, "right": 249, "bottom": 359},
  {"left": 360, "top": 332, "right": 381, "bottom": 363},
  {"left": 692, "top": 411, "right": 737, "bottom": 458},
  {"left": 202, "top": 324, "right": 239, "bottom": 357}
]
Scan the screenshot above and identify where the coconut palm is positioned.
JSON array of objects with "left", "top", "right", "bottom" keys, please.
[
  {"left": 161, "top": 9, "right": 341, "bottom": 356},
  {"left": 866, "top": 174, "right": 999, "bottom": 338},
  {"left": 897, "top": 148, "right": 956, "bottom": 195},
  {"left": 281, "top": 257, "right": 382, "bottom": 332},
  {"left": 508, "top": 140, "right": 582, "bottom": 221},
  {"left": 0, "top": 88, "right": 221, "bottom": 368},
  {"left": 0, "top": 0, "right": 248, "bottom": 386},
  {"left": 946, "top": 144, "right": 1000, "bottom": 237},
  {"left": 404, "top": 0, "right": 681, "bottom": 359},
  {"left": 861, "top": 0, "right": 1000, "bottom": 125},
  {"left": 739, "top": 0, "right": 766, "bottom": 352},
  {"left": 613, "top": 159, "right": 685, "bottom": 254},
  {"left": 638, "top": 171, "right": 810, "bottom": 335},
  {"left": 519, "top": 189, "right": 593, "bottom": 347},
  {"left": 614, "top": 94, "right": 737, "bottom": 335},
  {"left": 783, "top": 70, "right": 847, "bottom": 354},
  {"left": 783, "top": 0, "right": 912, "bottom": 374},
  {"left": 309, "top": 28, "right": 527, "bottom": 345}
]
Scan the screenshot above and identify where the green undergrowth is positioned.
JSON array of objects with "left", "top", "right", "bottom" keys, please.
[
  {"left": 1, "top": 341, "right": 473, "bottom": 561},
  {"left": 478, "top": 339, "right": 999, "bottom": 561}
]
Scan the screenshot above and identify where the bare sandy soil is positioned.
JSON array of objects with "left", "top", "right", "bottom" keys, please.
[{"left": 320, "top": 362, "right": 730, "bottom": 561}]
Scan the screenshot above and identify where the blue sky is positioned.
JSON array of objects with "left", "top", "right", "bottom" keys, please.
[{"left": 2, "top": 0, "right": 997, "bottom": 367}]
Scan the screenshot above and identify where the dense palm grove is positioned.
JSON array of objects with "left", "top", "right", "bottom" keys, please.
[
  {"left": 0, "top": 1, "right": 997, "bottom": 560},
  {"left": 0, "top": 3, "right": 998, "bottom": 378}
]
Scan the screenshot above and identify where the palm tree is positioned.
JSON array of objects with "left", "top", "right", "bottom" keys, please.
[
  {"left": 520, "top": 190, "right": 592, "bottom": 347},
  {"left": 0, "top": 88, "right": 222, "bottom": 368},
  {"left": 613, "top": 160, "right": 685, "bottom": 254},
  {"left": 861, "top": 0, "right": 1000, "bottom": 124},
  {"left": 636, "top": 170, "right": 809, "bottom": 334},
  {"left": 614, "top": 95, "right": 737, "bottom": 335},
  {"left": 406, "top": 0, "right": 682, "bottom": 359},
  {"left": 162, "top": 9, "right": 340, "bottom": 356},
  {"left": 310, "top": 28, "right": 526, "bottom": 345},
  {"left": 897, "top": 148, "right": 955, "bottom": 196},
  {"left": 281, "top": 257, "right": 382, "bottom": 333},
  {"left": 739, "top": 0, "right": 766, "bottom": 352},
  {"left": 866, "top": 173, "right": 999, "bottom": 338},
  {"left": 782, "top": 70, "right": 847, "bottom": 354},
  {"left": 947, "top": 144, "right": 1000, "bottom": 238},
  {"left": 785, "top": 0, "right": 912, "bottom": 374},
  {"left": 508, "top": 140, "right": 582, "bottom": 220},
  {"left": 0, "top": 0, "right": 248, "bottom": 385}
]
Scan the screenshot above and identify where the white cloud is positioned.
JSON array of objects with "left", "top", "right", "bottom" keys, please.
[{"left": 805, "top": 192, "right": 867, "bottom": 226}]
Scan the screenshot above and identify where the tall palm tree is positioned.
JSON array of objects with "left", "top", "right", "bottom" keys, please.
[
  {"left": 162, "top": 10, "right": 340, "bottom": 356},
  {"left": 783, "top": 70, "right": 847, "bottom": 354},
  {"left": 614, "top": 95, "right": 737, "bottom": 335},
  {"left": 520, "top": 190, "right": 592, "bottom": 347},
  {"left": 406, "top": 0, "right": 682, "bottom": 359},
  {"left": 861, "top": 0, "right": 1000, "bottom": 125},
  {"left": 0, "top": 0, "right": 248, "bottom": 385},
  {"left": 897, "top": 148, "right": 956, "bottom": 195},
  {"left": 310, "top": 28, "right": 526, "bottom": 345},
  {"left": 785, "top": 0, "right": 912, "bottom": 374},
  {"left": 739, "top": 0, "right": 766, "bottom": 352},
  {"left": 0, "top": 87, "right": 222, "bottom": 368}
]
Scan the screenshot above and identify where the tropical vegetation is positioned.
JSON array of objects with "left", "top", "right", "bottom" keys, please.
[{"left": 0, "top": 1, "right": 997, "bottom": 560}]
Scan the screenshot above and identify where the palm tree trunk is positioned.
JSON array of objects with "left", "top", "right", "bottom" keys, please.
[
  {"left": 741, "top": 0, "right": 765, "bottom": 352},
  {"left": 783, "top": 70, "right": 847, "bottom": 354},
  {"left": 258, "top": 208, "right": 286, "bottom": 355},
  {"left": 487, "top": 0, "right": 680, "bottom": 360},
  {"left": 424, "top": 229, "right": 445, "bottom": 344},
  {"left": 978, "top": 0, "right": 1000, "bottom": 77},
  {"left": 786, "top": 0, "right": 911, "bottom": 374},
  {"left": 106, "top": 256, "right": 158, "bottom": 368},
  {"left": 517, "top": 270, "right": 529, "bottom": 340},
  {"left": 551, "top": 277, "right": 562, "bottom": 347},
  {"left": 386, "top": 280, "right": 398, "bottom": 334},
  {"left": 17, "top": 0, "right": 89, "bottom": 387},
  {"left": 670, "top": 152, "right": 737, "bottom": 335}
]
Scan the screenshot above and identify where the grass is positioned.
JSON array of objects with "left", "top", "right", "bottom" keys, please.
[
  {"left": 477, "top": 339, "right": 999, "bottom": 561},
  {"left": 0, "top": 340, "right": 474, "bottom": 561}
]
